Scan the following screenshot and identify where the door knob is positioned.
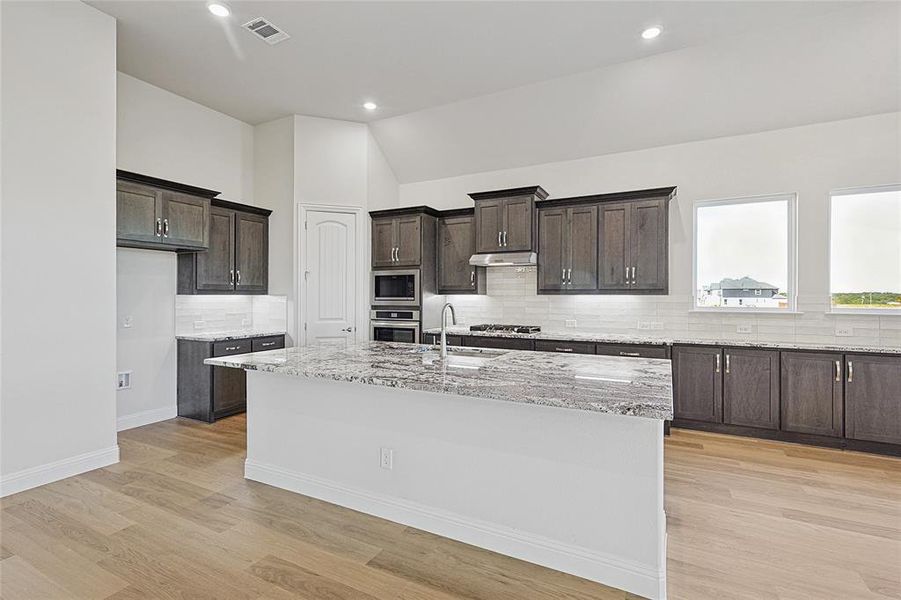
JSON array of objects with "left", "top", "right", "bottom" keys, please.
[{"left": 341, "top": 326, "right": 354, "bottom": 333}]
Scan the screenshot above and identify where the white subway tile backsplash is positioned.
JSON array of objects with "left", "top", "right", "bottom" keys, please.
[
  {"left": 175, "top": 295, "right": 288, "bottom": 336},
  {"left": 442, "top": 267, "right": 896, "bottom": 349}
]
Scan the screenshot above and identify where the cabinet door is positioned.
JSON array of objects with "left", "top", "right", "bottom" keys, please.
[
  {"left": 371, "top": 218, "right": 396, "bottom": 267},
  {"left": 212, "top": 366, "right": 246, "bottom": 417},
  {"left": 117, "top": 181, "right": 162, "bottom": 244},
  {"left": 845, "top": 354, "right": 901, "bottom": 444},
  {"left": 195, "top": 207, "right": 235, "bottom": 292},
  {"left": 502, "top": 196, "right": 533, "bottom": 251},
  {"left": 394, "top": 215, "right": 422, "bottom": 266},
  {"left": 534, "top": 340, "right": 596, "bottom": 355},
  {"left": 467, "top": 336, "right": 533, "bottom": 351},
  {"left": 780, "top": 352, "right": 843, "bottom": 437},
  {"left": 475, "top": 199, "right": 503, "bottom": 253},
  {"left": 568, "top": 205, "right": 598, "bottom": 291},
  {"left": 235, "top": 212, "right": 268, "bottom": 293},
  {"left": 722, "top": 348, "right": 779, "bottom": 430},
  {"left": 629, "top": 199, "right": 667, "bottom": 291},
  {"left": 672, "top": 346, "right": 723, "bottom": 423},
  {"left": 597, "top": 202, "right": 631, "bottom": 290},
  {"left": 161, "top": 191, "right": 209, "bottom": 249},
  {"left": 537, "top": 208, "right": 566, "bottom": 291},
  {"left": 437, "top": 215, "right": 477, "bottom": 293}
]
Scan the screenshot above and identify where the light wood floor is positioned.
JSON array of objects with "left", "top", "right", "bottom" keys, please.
[{"left": 1, "top": 416, "right": 898, "bottom": 600}]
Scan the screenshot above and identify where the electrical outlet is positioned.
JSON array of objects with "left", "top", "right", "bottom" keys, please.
[
  {"left": 194, "top": 320, "right": 206, "bottom": 330},
  {"left": 379, "top": 447, "right": 394, "bottom": 470},
  {"left": 637, "top": 321, "right": 650, "bottom": 330},
  {"left": 242, "top": 318, "right": 251, "bottom": 327},
  {"left": 650, "top": 321, "right": 664, "bottom": 330},
  {"left": 835, "top": 326, "right": 853, "bottom": 337},
  {"left": 117, "top": 371, "right": 132, "bottom": 390},
  {"left": 122, "top": 315, "right": 133, "bottom": 328},
  {"left": 736, "top": 324, "right": 753, "bottom": 334},
  {"left": 565, "top": 319, "right": 577, "bottom": 328}
]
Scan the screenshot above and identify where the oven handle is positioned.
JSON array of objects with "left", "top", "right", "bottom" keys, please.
[{"left": 370, "top": 321, "right": 420, "bottom": 328}]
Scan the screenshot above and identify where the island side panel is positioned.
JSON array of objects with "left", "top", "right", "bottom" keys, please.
[{"left": 244, "top": 371, "right": 666, "bottom": 600}]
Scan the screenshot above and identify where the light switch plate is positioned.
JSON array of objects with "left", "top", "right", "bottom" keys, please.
[
  {"left": 117, "top": 371, "right": 132, "bottom": 390},
  {"left": 565, "top": 320, "right": 577, "bottom": 328}
]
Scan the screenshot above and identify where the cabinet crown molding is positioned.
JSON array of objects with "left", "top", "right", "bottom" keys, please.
[{"left": 468, "top": 186, "right": 549, "bottom": 202}]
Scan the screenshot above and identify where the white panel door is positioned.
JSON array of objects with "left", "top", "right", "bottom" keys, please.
[{"left": 304, "top": 210, "right": 357, "bottom": 348}]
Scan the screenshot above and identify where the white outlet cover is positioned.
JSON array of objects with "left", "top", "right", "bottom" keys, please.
[
  {"left": 194, "top": 320, "right": 206, "bottom": 330},
  {"left": 736, "top": 324, "right": 753, "bottom": 334},
  {"left": 379, "top": 447, "right": 394, "bottom": 470},
  {"left": 242, "top": 318, "right": 251, "bottom": 326},
  {"left": 565, "top": 319, "right": 577, "bottom": 328},
  {"left": 122, "top": 315, "right": 133, "bottom": 328},
  {"left": 835, "top": 327, "right": 853, "bottom": 337}
]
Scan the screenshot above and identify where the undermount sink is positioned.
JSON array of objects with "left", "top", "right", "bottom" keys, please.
[{"left": 415, "top": 346, "right": 508, "bottom": 368}]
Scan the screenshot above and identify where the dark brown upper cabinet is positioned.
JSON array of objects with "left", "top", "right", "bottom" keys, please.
[
  {"left": 722, "top": 347, "right": 779, "bottom": 430},
  {"left": 598, "top": 197, "right": 669, "bottom": 294},
  {"left": 469, "top": 186, "right": 548, "bottom": 253},
  {"left": 178, "top": 199, "right": 271, "bottom": 295},
  {"left": 371, "top": 214, "right": 422, "bottom": 267},
  {"left": 844, "top": 354, "right": 901, "bottom": 445},
  {"left": 370, "top": 207, "right": 439, "bottom": 270},
  {"left": 437, "top": 211, "right": 485, "bottom": 294},
  {"left": 116, "top": 170, "right": 216, "bottom": 252},
  {"left": 537, "top": 205, "right": 598, "bottom": 292},
  {"left": 780, "top": 351, "right": 843, "bottom": 437},
  {"left": 535, "top": 187, "right": 673, "bottom": 295}
]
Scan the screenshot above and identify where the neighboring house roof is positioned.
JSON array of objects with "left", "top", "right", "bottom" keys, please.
[{"left": 708, "top": 277, "right": 779, "bottom": 291}]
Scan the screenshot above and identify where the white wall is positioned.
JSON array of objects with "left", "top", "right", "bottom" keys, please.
[
  {"left": 254, "top": 115, "right": 398, "bottom": 343},
  {"left": 1, "top": 1, "right": 118, "bottom": 495},
  {"left": 400, "top": 113, "right": 901, "bottom": 349},
  {"left": 373, "top": 3, "right": 899, "bottom": 183},
  {"left": 116, "top": 72, "right": 256, "bottom": 428},
  {"left": 117, "top": 72, "right": 254, "bottom": 200},
  {"left": 116, "top": 249, "right": 177, "bottom": 430}
]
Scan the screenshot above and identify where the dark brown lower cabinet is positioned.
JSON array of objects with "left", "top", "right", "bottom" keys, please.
[
  {"left": 780, "top": 352, "right": 843, "bottom": 437},
  {"left": 722, "top": 348, "right": 779, "bottom": 430},
  {"left": 595, "top": 343, "right": 669, "bottom": 359},
  {"left": 177, "top": 335, "right": 285, "bottom": 422},
  {"left": 466, "top": 336, "right": 534, "bottom": 351},
  {"left": 845, "top": 354, "right": 901, "bottom": 445},
  {"left": 534, "top": 340, "right": 595, "bottom": 354},
  {"left": 423, "top": 333, "right": 464, "bottom": 346},
  {"left": 672, "top": 345, "right": 722, "bottom": 423}
]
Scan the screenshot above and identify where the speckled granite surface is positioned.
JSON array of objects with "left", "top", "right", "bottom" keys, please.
[
  {"left": 176, "top": 329, "right": 287, "bottom": 342},
  {"left": 424, "top": 326, "right": 901, "bottom": 355},
  {"left": 205, "top": 341, "right": 673, "bottom": 420}
]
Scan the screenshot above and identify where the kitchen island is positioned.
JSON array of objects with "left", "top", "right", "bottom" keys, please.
[{"left": 207, "top": 341, "right": 673, "bottom": 599}]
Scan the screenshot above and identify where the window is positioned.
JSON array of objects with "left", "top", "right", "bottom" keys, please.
[
  {"left": 829, "top": 185, "right": 901, "bottom": 312},
  {"left": 694, "top": 194, "right": 796, "bottom": 311}
]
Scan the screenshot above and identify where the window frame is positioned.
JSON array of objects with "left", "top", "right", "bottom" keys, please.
[
  {"left": 827, "top": 183, "right": 901, "bottom": 315},
  {"left": 692, "top": 192, "right": 798, "bottom": 313}
]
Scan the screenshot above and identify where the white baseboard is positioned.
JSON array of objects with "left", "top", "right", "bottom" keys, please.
[
  {"left": 0, "top": 445, "right": 120, "bottom": 498},
  {"left": 245, "top": 459, "right": 665, "bottom": 599},
  {"left": 116, "top": 406, "right": 177, "bottom": 432}
]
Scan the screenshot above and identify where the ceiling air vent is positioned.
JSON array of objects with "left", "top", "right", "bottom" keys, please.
[{"left": 243, "top": 17, "right": 290, "bottom": 45}]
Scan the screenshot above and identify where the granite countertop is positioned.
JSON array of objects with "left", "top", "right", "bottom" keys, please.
[
  {"left": 176, "top": 329, "right": 287, "bottom": 342},
  {"left": 205, "top": 341, "right": 674, "bottom": 420},
  {"left": 424, "top": 326, "right": 901, "bottom": 355}
]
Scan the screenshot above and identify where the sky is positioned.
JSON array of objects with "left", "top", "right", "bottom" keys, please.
[
  {"left": 830, "top": 190, "right": 901, "bottom": 293},
  {"left": 697, "top": 199, "right": 788, "bottom": 292}
]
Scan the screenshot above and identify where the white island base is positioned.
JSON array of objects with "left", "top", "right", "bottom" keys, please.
[{"left": 243, "top": 371, "right": 667, "bottom": 599}]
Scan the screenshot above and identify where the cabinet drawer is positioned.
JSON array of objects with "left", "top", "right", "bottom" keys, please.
[
  {"left": 595, "top": 343, "right": 669, "bottom": 359},
  {"left": 534, "top": 340, "right": 596, "bottom": 355},
  {"left": 467, "top": 336, "right": 533, "bottom": 351},
  {"left": 252, "top": 336, "right": 285, "bottom": 352},
  {"left": 212, "top": 339, "right": 251, "bottom": 357}
]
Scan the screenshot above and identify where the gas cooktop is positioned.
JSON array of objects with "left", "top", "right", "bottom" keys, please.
[{"left": 469, "top": 324, "right": 541, "bottom": 334}]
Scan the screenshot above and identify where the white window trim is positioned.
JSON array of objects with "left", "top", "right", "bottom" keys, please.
[
  {"left": 827, "top": 183, "right": 901, "bottom": 316},
  {"left": 692, "top": 192, "right": 798, "bottom": 313}
]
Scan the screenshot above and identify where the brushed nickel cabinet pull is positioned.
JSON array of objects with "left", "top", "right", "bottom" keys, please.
[
  {"left": 620, "top": 351, "right": 641, "bottom": 357},
  {"left": 725, "top": 354, "right": 731, "bottom": 374},
  {"left": 555, "top": 347, "right": 573, "bottom": 352},
  {"left": 835, "top": 360, "right": 841, "bottom": 382},
  {"left": 847, "top": 360, "right": 853, "bottom": 383},
  {"left": 498, "top": 231, "right": 502, "bottom": 247},
  {"left": 715, "top": 353, "right": 721, "bottom": 373},
  {"left": 503, "top": 231, "right": 508, "bottom": 247},
  {"left": 162, "top": 218, "right": 169, "bottom": 237},
  {"left": 225, "top": 346, "right": 239, "bottom": 351},
  {"left": 155, "top": 218, "right": 162, "bottom": 237},
  {"left": 631, "top": 266, "right": 636, "bottom": 284},
  {"left": 470, "top": 270, "right": 475, "bottom": 287},
  {"left": 229, "top": 269, "right": 234, "bottom": 285},
  {"left": 261, "top": 342, "right": 275, "bottom": 347},
  {"left": 567, "top": 268, "right": 572, "bottom": 284},
  {"left": 236, "top": 270, "right": 241, "bottom": 285}
]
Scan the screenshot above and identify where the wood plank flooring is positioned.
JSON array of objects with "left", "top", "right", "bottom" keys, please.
[{"left": 1, "top": 415, "right": 898, "bottom": 600}]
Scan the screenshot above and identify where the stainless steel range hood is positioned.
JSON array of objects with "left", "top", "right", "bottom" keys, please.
[{"left": 469, "top": 251, "right": 537, "bottom": 267}]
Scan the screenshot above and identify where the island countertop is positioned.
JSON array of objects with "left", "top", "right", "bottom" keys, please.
[{"left": 204, "top": 341, "right": 673, "bottom": 420}]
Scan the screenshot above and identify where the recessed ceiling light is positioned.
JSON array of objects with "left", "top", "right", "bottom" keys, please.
[
  {"left": 208, "top": 3, "right": 230, "bottom": 17},
  {"left": 363, "top": 102, "right": 378, "bottom": 111},
  {"left": 641, "top": 26, "right": 662, "bottom": 40}
]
